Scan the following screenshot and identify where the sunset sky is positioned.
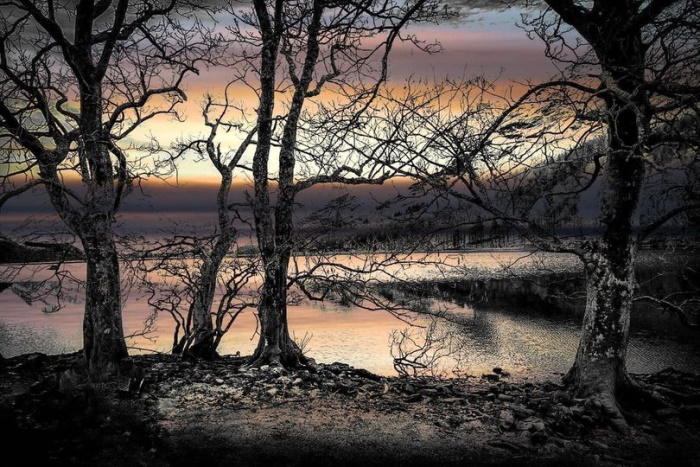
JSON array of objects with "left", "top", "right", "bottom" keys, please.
[
  {"left": 2, "top": 3, "right": 562, "bottom": 221},
  {"left": 134, "top": 5, "right": 558, "bottom": 181}
]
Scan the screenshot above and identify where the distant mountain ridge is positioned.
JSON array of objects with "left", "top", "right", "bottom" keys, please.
[{"left": 0, "top": 237, "right": 85, "bottom": 264}]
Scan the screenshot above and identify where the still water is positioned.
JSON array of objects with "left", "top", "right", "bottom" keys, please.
[{"left": 1, "top": 252, "right": 698, "bottom": 379}]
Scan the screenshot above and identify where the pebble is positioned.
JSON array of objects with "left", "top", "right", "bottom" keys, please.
[
  {"left": 276, "top": 376, "right": 292, "bottom": 385},
  {"left": 590, "top": 440, "right": 609, "bottom": 450}
]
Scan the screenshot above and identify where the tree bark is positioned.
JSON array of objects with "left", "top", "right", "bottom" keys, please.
[
  {"left": 564, "top": 250, "right": 634, "bottom": 408},
  {"left": 80, "top": 215, "right": 128, "bottom": 379},
  {"left": 0, "top": 0, "right": 200, "bottom": 379},
  {"left": 552, "top": 0, "right": 650, "bottom": 412},
  {"left": 186, "top": 231, "right": 233, "bottom": 359},
  {"left": 250, "top": 250, "right": 305, "bottom": 367},
  {"left": 246, "top": 0, "right": 305, "bottom": 367}
]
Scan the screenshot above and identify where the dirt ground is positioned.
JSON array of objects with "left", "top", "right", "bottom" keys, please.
[
  {"left": 2, "top": 353, "right": 699, "bottom": 466},
  {"left": 158, "top": 397, "right": 700, "bottom": 467}
]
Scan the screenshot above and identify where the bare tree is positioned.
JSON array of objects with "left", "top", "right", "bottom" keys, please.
[
  {"left": 165, "top": 91, "right": 258, "bottom": 359},
  {"left": 522, "top": 0, "right": 700, "bottom": 420},
  {"left": 390, "top": 317, "right": 466, "bottom": 379},
  {"left": 221, "top": 0, "right": 441, "bottom": 367},
  {"left": 124, "top": 91, "right": 260, "bottom": 359},
  {"left": 348, "top": 0, "right": 699, "bottom": 421},
  {"left": 0, "top": 0, "right": 215, "bottom": 378},
  {"left": 127, "top": 230, "right": 260, "bottom": 356}
]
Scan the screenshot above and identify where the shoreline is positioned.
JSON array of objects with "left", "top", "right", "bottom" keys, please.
[{"left": 2, "top": 352, "right": 699, "bottom": 466}]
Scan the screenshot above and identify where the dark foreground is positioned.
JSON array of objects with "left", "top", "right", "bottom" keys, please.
[{"left": 2, "top": 353, "right": 699, "bottom": 466}]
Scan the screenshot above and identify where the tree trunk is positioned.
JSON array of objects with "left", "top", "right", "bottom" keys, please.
[
  {"left": 247, "top": 0, "right": 303, "bottom": 368},
  {"left": 185, "top": 260, "right": 217, "bottom": 358},
  {"left": 80, "top": 215, "right": 128, "bottom": 380},
  {"left": 563, "top": 1, "right": 649, "bottom": 416},
  {"left": 249, "top": 251, "right": 305, "bottom": 367},
  {"left": 564, "top": 248, "right": 635, "bottom": 417},
  {"left": 186, "top": 233, "right": 233, "bottom": 359}
]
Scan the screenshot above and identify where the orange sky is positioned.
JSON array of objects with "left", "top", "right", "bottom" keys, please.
[
  {"left": 2, "top": 6, "right": 562, "bottom": 217},
  {"left": 122, "top": 7, "right": 556, "bottom": 179}
]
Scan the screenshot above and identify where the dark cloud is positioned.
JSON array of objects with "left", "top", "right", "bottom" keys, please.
[
  {"left": 445, "top": 0, "right": 513, "bottom": 11},
  {"left": 440, "top": 0, "right": 542, "bottom": 23}
]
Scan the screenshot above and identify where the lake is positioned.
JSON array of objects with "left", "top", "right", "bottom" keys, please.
[{"left": 1, "top": 251, "right": 698, "bottom": 379}]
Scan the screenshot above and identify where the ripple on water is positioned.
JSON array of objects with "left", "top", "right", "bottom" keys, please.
[{"left": 0, "top": 321, "right": 81, "bottom": 357}]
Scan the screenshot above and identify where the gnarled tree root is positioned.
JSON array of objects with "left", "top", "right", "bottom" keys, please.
[
  {"left": 564, "top": 371, "right": 676, "bottom": 432},
  {"left": 247, "top": 340, "right": 311, "bottom": 370},
  {"left": 619, "top": 374, "right": 672, "bottom": 410}
]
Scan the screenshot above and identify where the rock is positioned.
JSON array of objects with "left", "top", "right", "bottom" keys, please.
[
  {"left": 16, "top": 353, "right": 47, "bottom": 370},
  {"left": 526, "top": 420, "right": 546, "bottom": 433},
  {"left": 530, "top": 431, "right": 548, "bottom": 445},
  {"left": 680, "top": 405, "right": 700, "bottom": 418},
  {"left": 29, "top": 375, "right": 56, "bottom": 394},
  {"left": 292, "top": 378, "right": 303, "bottom": 386},
  {"left": 59, "top": 370, "right": 81, "bottom": 393},
  {"left": 505, "top": 403, "right": 535, "bottom": 418},
  {"left": 352, "top": 368, "right": 382, "bottom": 381},
  {"left": 171, "top": 378, "right": 186, "bottom": 388},
  {"left": 433, "top": 419, "right": 450, "bottom": 430},
  {"left": 608, "top": 416, "right": 628, "bottom": 433},
  {"left": 493, "top": 367, "right": 504, "bottom": 374},
  {"left": 404, "top": 393, "right": 423, "bottom": 403},
  {"left": 487, "top": 440, "right": 530, "bottom": 452},
  {"left": 580, "top": 415, "right": 595, "bottom": 426},
  {"left": 498, "top": 394, "right": 514, "bottom": 402},
  {"left": 656, "top": 408, "right": 680, "bottom": 419},
  {"left": 276, "top": 376, "right": 292, "bottom": 385},
  {"left": 266, "top": 388, "right": 278, "bottom": 397},
  {"left": 640, "top": 424, "right": 655, "bottom": 434},
  {"left": 499, "top": 410, "right": 515, "bottom": 429},
  {"left": 553, "top": 390, "right": 573, "bottom": 406},
  {"left": 590, "top": 441, "right": 609, "bottom": 450},
  {"left": 327, "top": 363, "right": 351, "bottom": 375},
  {"left": 270, "top": 366, "right": 285, "bottom": 376},
  {"left": 337, "top": 380, "right": 359, "bottom": 394}
]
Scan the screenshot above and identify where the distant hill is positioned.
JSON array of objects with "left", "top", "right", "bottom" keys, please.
[{"left": 0, "top": 237, "right": 85, "bottom": 264}]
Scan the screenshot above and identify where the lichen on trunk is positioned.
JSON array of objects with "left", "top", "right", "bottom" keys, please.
[
  {"left": 80, "top": 216, "right": 128, "bottom": 380},
  {"left": 564, "top": 246, "right": 636, "bottom": 426}
]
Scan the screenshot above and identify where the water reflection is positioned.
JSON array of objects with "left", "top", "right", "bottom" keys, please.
[{"left": 1, "top": 253, "right": 698, "bottom": 378}]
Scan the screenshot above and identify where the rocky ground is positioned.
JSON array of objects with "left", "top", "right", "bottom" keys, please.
[{"left": 1, "top": 352, "right": 700, "bottom": 466}]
